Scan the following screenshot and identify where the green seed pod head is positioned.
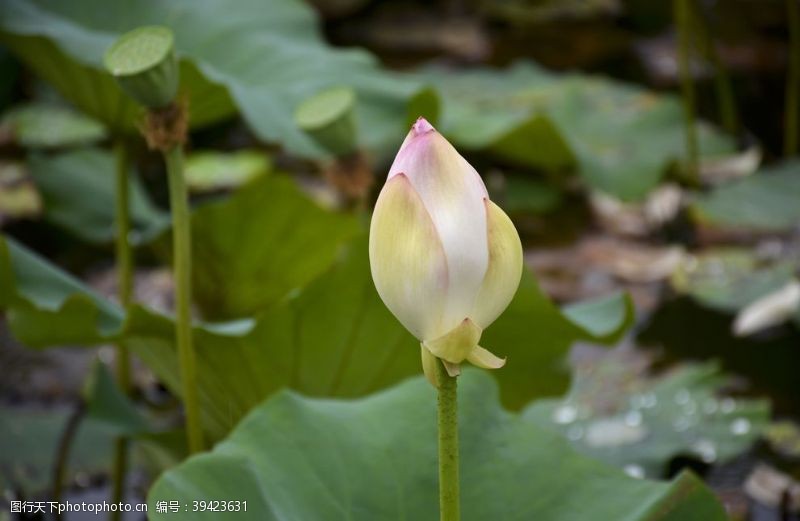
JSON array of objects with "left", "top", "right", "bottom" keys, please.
[
  {"left": 294, "top": 87, "right": 357, "bottom": 157},
  {"left": 104, "top": 26, "right": 179, "bottom": 109}
]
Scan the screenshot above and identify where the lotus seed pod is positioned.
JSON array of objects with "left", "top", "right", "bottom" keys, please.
[
  {"left": 104, "top": 26, "right": 179, "bottom": 109},
  {"left": 295, "top": 87, "right": 357, "bottom": 156}
]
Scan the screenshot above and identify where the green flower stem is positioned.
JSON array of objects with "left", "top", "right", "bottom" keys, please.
[
  {"left": 786, "top": 0, "right": 800, "bottom": 156},
  {"left": 165, "top": 144, "right": 204, "bottom": 454},
  {"left": 675, "top": 0, "right": 699, "bottom": 181},
  {"left": 435, "top": 360, "right": 460, "bottom": 521},
  {"left": 111, "top": 139, "right": 133, "bottom": 520}
]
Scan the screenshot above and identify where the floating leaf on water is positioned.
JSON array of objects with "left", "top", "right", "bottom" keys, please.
[
  {"left": 720, "top": 398, "right": 737, "bottom": 414},
  {"left": 691, "top": 439, "right": 717, "bottom": 463},
  {"left": 27, "top": 147, "right": 169, "bottom": 244},
  {"left": 730, "top": 418, "right": 751, "bottom": 436},
  {"left": 585, "top": 418, "right": 648, "bottom": 448},
  {"left": 552, "top": 404, "right": 579, "bottom": 424},
  {"left": 671, "top": 248, "right": 797, "bottom": 314},
  {"left": 0, "top": 102, "right": 106, "bottom": 148},
  {"left": 419, "top": 62, "right": 734, "bottom": 201},
  {"left": 524, "top": 353, "right": 769, "bottom": 478},
  {"left": 0, "top": 0, "right": 416, "bottom": 153},
  {"left": 184, "top": 150, "right": 271, "bottom": 193},
  {"left": 625, "top": 410, "right": 643, "bottom": 427},
  {"left": 691, "top": 160, "right": 800, "bottom": 232},
  {"left": 624, "top": 464, "right": 646, "bottom": 479},
  {"left": 674, "top": 389, "right": 691, "bottom": 405}
]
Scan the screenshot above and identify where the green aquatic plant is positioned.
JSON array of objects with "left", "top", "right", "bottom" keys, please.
[
  {"left": 105, "top": 26, "right": 203, "bottom": 454},
  {"left": 369, "top": 117, "right": 523, "bottom": 520}
]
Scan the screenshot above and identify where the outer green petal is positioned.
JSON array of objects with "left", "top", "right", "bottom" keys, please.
[
  {"left": 422, "top": 317, "right": 481, "bottom": 364},
  {"left": 420, "top": 345, "right": 439, "bottom": 388},
  {"left": 369, "top": 173, "right": 448, "bottom": 340},
  {"left": 471, "top": 200, "right": 523, "bottom": 330}
]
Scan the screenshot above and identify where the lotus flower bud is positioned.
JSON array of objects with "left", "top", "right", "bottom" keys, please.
[{"left": 369, "top": 117, "right": 523, "bottom": 386}]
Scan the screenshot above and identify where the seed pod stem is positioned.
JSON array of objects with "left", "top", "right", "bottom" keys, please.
[{"left": 165, "top": 143, "right": 204, "bottom": 454}]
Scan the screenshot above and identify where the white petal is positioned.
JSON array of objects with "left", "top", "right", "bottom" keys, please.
[
  {"left": 369, "top": 173, "right": 448, "bottom": 340},
  {"left": 470, "top": 200, "right": 523, "bottom": 329},
  {"left": 388, "top": 118, "right": 489, "bottom": 337}
]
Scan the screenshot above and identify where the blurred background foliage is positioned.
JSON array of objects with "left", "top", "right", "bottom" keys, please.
[{"left": 0, "top": 0, "right": 799, "bottom": 519}]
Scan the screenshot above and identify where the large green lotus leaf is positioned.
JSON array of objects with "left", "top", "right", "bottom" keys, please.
[
  {"left": 670, "top": 248, "right": 796, "bottom": 313},
  {"left": 0, "top": 223, "right": 630, "bottom": 441},
  {"left": 126, "top": 237, "right": 632, "bottom": 439},
  {"left": 0, "top": 234, "right": 124, "bottom": 346},
  {"left": 0, "top": 31, "right": 233, "bottom": 133},
  {"left": 173, "top": 173, "right": 360, "bottom": 320},
  {"left": 83, "top": 360, "right": 151, "bottom": 436},
  {"left": 0, "top": 102, "right": 106, "bottom": 148},
  {"left": 690, "top": 160, "right": 800, "bottom": 231},
  {"left": 483, "top": 275, "right": 633, "bottom": 409},
  {"left": 420, "top": 62, "right": 735, "bottom": 201},
  {"left": 26, "top": 147, "right": 353, "bottom": 316},
  {"left": 28, "top": 147, "right": 169, "bottom": 244},
  {"left": 0, "top": 0, "right": 417, "bottom": 154},
  {"left": 148, "top": 371, "right": 726, "bottom": 521},
  {"left": 524, "top": 357, "right": 769, "bottom": 478}
]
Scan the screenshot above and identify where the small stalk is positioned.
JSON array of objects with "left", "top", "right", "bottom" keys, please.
[
  {"left": 435, "top": 360, "right": 459, "bottom": 521},
  {"left": 675, "top": 0, "right": 700, "bottom": 181},
  {"left": 111, "top": 139, "right": 134, "bottom": 520},
  {"left": 165, "top": 143, "right": 203, "bottom": 454},
  {"left": 52, "top": 402, "right": 86, "bottom": 519},
  {"left": 786, "top": 0, "right": 800, "bottom": 156},
  {"left": 691, "top": 0, "right": 738, "bottom": 134}
]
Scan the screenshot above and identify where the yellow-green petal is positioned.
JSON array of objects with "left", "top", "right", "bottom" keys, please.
[
  {"left": 471, "top": 200, "right": 523, "bottom": 330},
  {"left": 466, "top": 345, "right": 506, "bottom": 369},
  {"left": 421, "top": 345, "right": 440, "bottom": 388},
  {"left": 369, "top": 173, "right": 448, "bottom": 340},
  {"left": 422, "top": 317, "right": 481, "bottom": 364}
]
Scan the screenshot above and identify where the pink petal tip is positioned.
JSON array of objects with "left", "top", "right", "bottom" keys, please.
[{"left": 411, "top": 117, "right": 436, "bottom": 136}]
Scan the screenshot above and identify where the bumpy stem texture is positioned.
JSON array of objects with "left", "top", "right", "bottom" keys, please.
[
  {"left": 787, "top": 0, "right": 800, "bottom": 156},
  {"left": 436, "top": 359, "right": 460, "bottom": 521},
  {"left": 675, "top": 0, "right": 699, "bottom": 181},
  {"left": 111, "top": 139, "right": 133, "bottom": 520},
  {"left": 165, "top": 144, "right": 204, "bottom": 454}
]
